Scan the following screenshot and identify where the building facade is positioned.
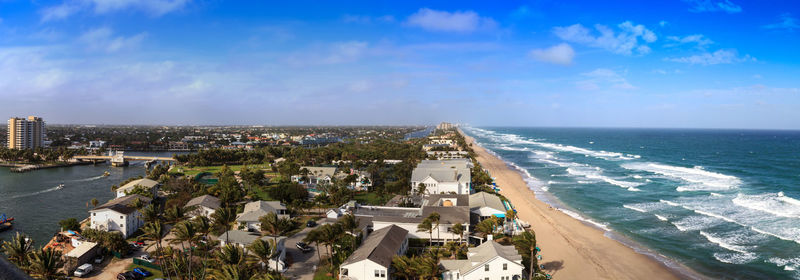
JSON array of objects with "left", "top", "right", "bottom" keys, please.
[{"left": 7, "top": 116, "right": 45, "bottom": 149}]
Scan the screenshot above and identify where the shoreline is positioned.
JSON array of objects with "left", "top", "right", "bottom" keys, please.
[{"left": 460, "top": 128, "right": 705, "bottom": 280}]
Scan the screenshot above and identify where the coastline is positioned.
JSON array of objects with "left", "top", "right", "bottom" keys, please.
[{"left": 460, "top": 128, "right": 703, "bottom": 280}]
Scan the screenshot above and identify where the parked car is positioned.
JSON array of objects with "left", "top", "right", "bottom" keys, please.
[
  {"left": 296, "top": 242, "right": 312, "bottom": 253},
  {"left": 121, "top": 271, "right": 143, "bottom": 280},
  {"left": 73, "top": 263, "right": 93, "bottom": 277},
  {"left": 133, "top": 268, "right": 153, "bottom": 277},
  {"left": 132, "top": 240, "right": 145, "bottom": 247},
  {"left": 306, "top": 220, "right": 317, "bottom": 227},
  {"left": 94, "top": 255, "right": 104, "bottom": 264},
  {"left": 139, "top": 254, "right": 156, "bottom": 263}
]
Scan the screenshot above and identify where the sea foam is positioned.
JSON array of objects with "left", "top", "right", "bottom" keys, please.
[{"left": 622, "top": 162, "right": 741, "bottom": 192}]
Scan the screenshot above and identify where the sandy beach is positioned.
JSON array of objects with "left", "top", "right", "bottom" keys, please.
[{"left": 461, "top": 130, "right": 690, "bottom": 280}]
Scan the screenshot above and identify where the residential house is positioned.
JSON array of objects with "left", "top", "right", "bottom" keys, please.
[
  {"left": 440, "top": 241, "right": 524, "bottom": 280},
  {"left": 219, "top": 230, "right": 288, "bottom": 272},
  {"left": 89, "top": 195, "right": 151, "bottom": 238},
  {"left": 236, "top": 201, "right": 289, "bottom": 231},
  {"left": 356, "top": 194, "right": 470, "bottom": 242},
  {"left": 63, "top": 241, "right": 99, "bottom": 273},
  {"left": 292, "top": 166, "right": 338, "bottom": 187},
  {"left": 115, "top": 178, "right": 160, "bottom": 198},
  {"left": 469, "top": 192, "right": 507, "bottom": 220},
  {"left": 184, "top": 195, "right": 221, "bottom": 218},
  {"left": 410, "top": 159, "right": 472, "bottom": 195},
  {"left": 339, "top": 225, "right": 409, "bottom": 280}
]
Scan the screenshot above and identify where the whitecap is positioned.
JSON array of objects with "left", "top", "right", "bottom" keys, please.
[
  {"left": 732, "top": 192, "right": 800, "bottom": 218},
  {"left": 622, "top": 162, "right": 741, "bottom": 192}
]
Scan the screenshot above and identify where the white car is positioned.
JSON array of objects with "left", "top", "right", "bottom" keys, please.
[{"left": 74, "top": 263, "right": 93, "bottom": 277}]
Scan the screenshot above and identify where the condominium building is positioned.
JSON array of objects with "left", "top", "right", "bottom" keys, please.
[{"left": 7, "top": 116, "right": 46, "bottom": 149}]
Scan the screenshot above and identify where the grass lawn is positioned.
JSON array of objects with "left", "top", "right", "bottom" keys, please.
[
  {"left": 125, "top": 263, "right": 164, "bottom": 280},
  {"left": 170, "top": 164, "right": 277, "bottom": 177},
  {"left": 250, "top": 185, "right": 274, "bottom": 201},
  {"left": 313, "top": 263, "right": 336, "bottom": 280},
  {"left": 353, "top": 192, "right": 389, "bottom": 205}
]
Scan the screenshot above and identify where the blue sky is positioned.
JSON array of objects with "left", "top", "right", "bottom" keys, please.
[{"left": 0, "top": 0, "right": 798, "bottom": 128}]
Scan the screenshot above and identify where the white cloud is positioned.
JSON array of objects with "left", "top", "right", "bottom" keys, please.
[
  {"left": 40, "top": 0, "right": 190, "bottom": 22},
  {"left": 763, "top": 13, "right": 799, "bottom": 31},
  {"left": 406, "top": 8, "right": 497, "bottom": 33},
  {"left": 667, "top": 49, "right": 754, "bottom": 65},
  {"left": 684, "top": 0, "right": 742, "bottom": 13},
  {"left": 79, "top": 27, "right": 147, "bottom": 53},
  {"left": 343, "top": 14, "right": 395, "bottom": 23},
  {"left": 577, "top": 68, "right": 636, "bottom": 90},
  {"left": 666, "top": 34, "right": 714, "bottom": 48},
  {"left": 285, "top": 41, "right": 369, "bottom": 67},
  {"left": 553, "top": 21, "right": 656, "bottom": 55},
  {"left": 529, "top": 43, "right": 575, "bottom": 65}
]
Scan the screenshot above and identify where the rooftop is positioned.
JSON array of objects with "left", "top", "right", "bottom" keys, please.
[{"left": 341, "top": 225, "right": 408, "bottom": 268}]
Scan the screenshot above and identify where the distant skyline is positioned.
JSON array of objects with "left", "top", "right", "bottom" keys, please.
[{"left": 0, "top": 1, "right": 799, "bottom": 129}]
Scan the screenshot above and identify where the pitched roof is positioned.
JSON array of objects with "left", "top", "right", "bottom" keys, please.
[
  {"left": 117, "top": 178, "right": 160, "bottom": 193},
  {"left": 422, "top": 206, "right": 470, "bottom": 224},
  {"left": 185, "top": 195, "right": 221, "bottom": 210},
  {"left": 91, "top": 194, "right": 152, "bottom": 215},
  {"left": 236, "top": 201, "right": 286, "bottom": 222},
  {"left": 411, "top": 160, "right": 471, "bottom": 184},
  {"left": 221, "top": 230, "right": 286, "bottom": 247},
  {"left": 300, "top": 166, "right": 337, "bottom": 177},
  {"left": 443, "top": 241, "right": 523, "bottom": 275},
  {"left": 469, "top": 192, "right": 506, "bottom": 212},
  {"left": 341, "top": 225, "right": 408, "bottom": 268}
]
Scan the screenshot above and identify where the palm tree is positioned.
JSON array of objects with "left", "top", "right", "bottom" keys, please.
[
  {"left": 90, "top": 198, "right": 99, "bottom": 208},
  {"left": 131, "top": 197, "right": 145, "bottom": 210},
  {"left": 213, "top": 207, "right": 238, "bottom": 243},
  {"left": 216, "top": 244, "right": 246, "bottom": 266},
  {"left": 413, "top": 252, "right": 441, "bottom": 280},
  {"left": 317, "top": 223, "right": 343, "bottom": 262},
  {"left": 417, "top": 218, "right": 434, "bottom": 247},
  {"left": 141, "top": 204, "right": 160, "bottom": 224},
  {"left": 506, "top": 209, "right": 517, "bottom": 235},
  {"left": 303, "top": 228, "right": 324, "bottom": 265},
  {"left": 416, "top": 182, "right": 427, "bottom": 196},
  {"left": 337, "top": 214, "right": 359, "bottom": 249},
  {"left": 426, "top": 212, "right": 440, "bottom": 243},
  {"left": 208, "top": 264, "right": 254, "bottom": 280},
  {"left": 259, "top": 212, "right": 292, "bottom": 273},
  {"left": 475, "top": 219, "right": 495, "bottom": 244},
  {"left": 444, "top": 241, "right": 462, "bottom": 259},
  {"left": 28, "top": 247, "right": 64, "bottom": 280},
  {"left": 170, "top": 221, "right": 199, "bottom": 277},
  {"left": 247, "top": 239, "right": 275, "bottom": 272},
  {"left": 142, "top": 221, "right": 174, "bottom": 279},
  {"left": 1, "top": 232, "right": 34, "bottom": 269},
  {"left": 513, "top": 230, "right": 539, "bottom": 280},
  {"left": 391, "top": 255, "right": 417, "bottom": 280},
  {"left": 165, "top": 204, "right": 186, "bottom": 224},
  {"left": 450, "top": 223, "right": 465, "bottom": 244},
  {"left": 193, "top": 216, "right": 213, "bottom": 278}
]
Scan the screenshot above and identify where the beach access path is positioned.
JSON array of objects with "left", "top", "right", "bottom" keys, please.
[{"left": 462, "top": 130, "right": 690, "bottom": 280}]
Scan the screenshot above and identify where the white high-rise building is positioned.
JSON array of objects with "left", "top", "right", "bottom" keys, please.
[{"left": 7, "top": 116, "right": 46, "bottom": 149}]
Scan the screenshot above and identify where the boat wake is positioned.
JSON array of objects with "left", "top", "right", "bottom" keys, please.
[
  {"left": 71, "top": 174, "right": 108, "bottom": 182},
  {"left": 4, "top": 186, "right": 62, "bottom": 200}
]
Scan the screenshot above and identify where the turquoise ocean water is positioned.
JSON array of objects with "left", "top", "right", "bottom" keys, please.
[{"left": 463, "top": 127, "right": 800, "bottom": 279}]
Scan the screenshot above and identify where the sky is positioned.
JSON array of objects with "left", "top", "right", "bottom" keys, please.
[{"left": 0, "top": 0, "right": 799, "bottom": 128}]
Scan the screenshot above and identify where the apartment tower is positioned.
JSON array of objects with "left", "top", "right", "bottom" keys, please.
[{"left": 7, "top": 116, "right": 46, "bottom": 149}]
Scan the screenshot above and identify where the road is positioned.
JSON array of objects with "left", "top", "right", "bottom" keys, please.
[{"left": 283, "top": 226, "right": 325, "bottom": 280}]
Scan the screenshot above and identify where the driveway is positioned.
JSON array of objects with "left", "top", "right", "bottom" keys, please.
[{"left": 283, "top": 226, "right": 325, "bottom": 280}]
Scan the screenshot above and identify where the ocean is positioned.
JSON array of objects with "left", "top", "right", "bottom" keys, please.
[
  {"left": 462, "top": 127, "right": 800, "bottom": 279},
  {"left": 0, "top": 151, "right": 180, "bottom": 245}
]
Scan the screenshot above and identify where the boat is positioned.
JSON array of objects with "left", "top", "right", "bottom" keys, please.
[
  {"left": 102, "top": 171, "right": 110, "bottom": 177},
  {"left": 0, "top": 213, "right": 14, "bottom": 232},
  {"left": 56, "top": 183, "right": 65, "bottom": 190}
]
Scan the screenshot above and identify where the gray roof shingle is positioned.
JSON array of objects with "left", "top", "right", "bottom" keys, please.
[{"left": 341, "top": 225, "right": 408, "bottom": 268}]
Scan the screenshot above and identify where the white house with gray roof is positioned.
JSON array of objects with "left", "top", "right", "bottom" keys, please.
[
  {"left": 89, "top": 194, "right": 151, "bottom": 238},
  {"left": 219, "top": 230, "right": 288, "bottom": 272},
  {"left": 236, "top": 201, "right": 289, "bottom": 231},
  {"left": 411, "top": 159, "right": 472, "bottom": 195},
  {"left": 355, "top": 194, "right": 470, "bottom": 242},
  {"left": 184, "top": 195, "right": 221, "bottom": 218},
  {"left": 469, "top": 192, "right": 507, "bottom": 220},
  {"left": 292, "top": 166, "right": 338, "bottom": 187},
  {"left": 115, "top": 178, "right": 160, "bottom": 198},
  {"left": 339, "top": 225, "right": 408, "bottom": 280},
  {"left": 440, "top": 241, "right": 524, "bottom": 280}
]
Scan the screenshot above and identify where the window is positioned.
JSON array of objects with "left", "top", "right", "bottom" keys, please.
[
  {"left": 375, "top": 270, "right": 380, "bottom": 277},
  {"left": 503, "top": 263, "right": 508, "bottom": 270},
  {"left": 485, "top": 264, "right": 489, "bottom": 271},
  {"left": 380, "top": 270, "right": 386, "bottom": 277}
]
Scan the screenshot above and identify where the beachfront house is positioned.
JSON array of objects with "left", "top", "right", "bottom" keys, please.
[
  {"left": 440, "top": 241, "right": 524, "bottom": 280},
  {"left": 356, "top": 194, "right": 470, "bottom": 242},
  {"left": 236, "top": 201, "right": 289, "bottom": 231},
  {"left": 411, "top": 159, "right": 472, "bottom": 195},
  {"left": 469, "top": 192, "right": 507, "bottom": 220},
  {"left": 115, "top": 178, "right": 160, "bottom": 198},
  {"left": 339, "top": 225, "right": 409, "bottom": 280},
  {"left": 184, "top": 194, "right": 221, "bottom": 218},
  {"left": 291, "top": 166, "right": 338, "bottom": 187},
  {"left": 89, "top": 195, "right": 151, "bottom": 238},
  {"left": 219, "top": 230, "right": 287, "bottom": 272}
]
